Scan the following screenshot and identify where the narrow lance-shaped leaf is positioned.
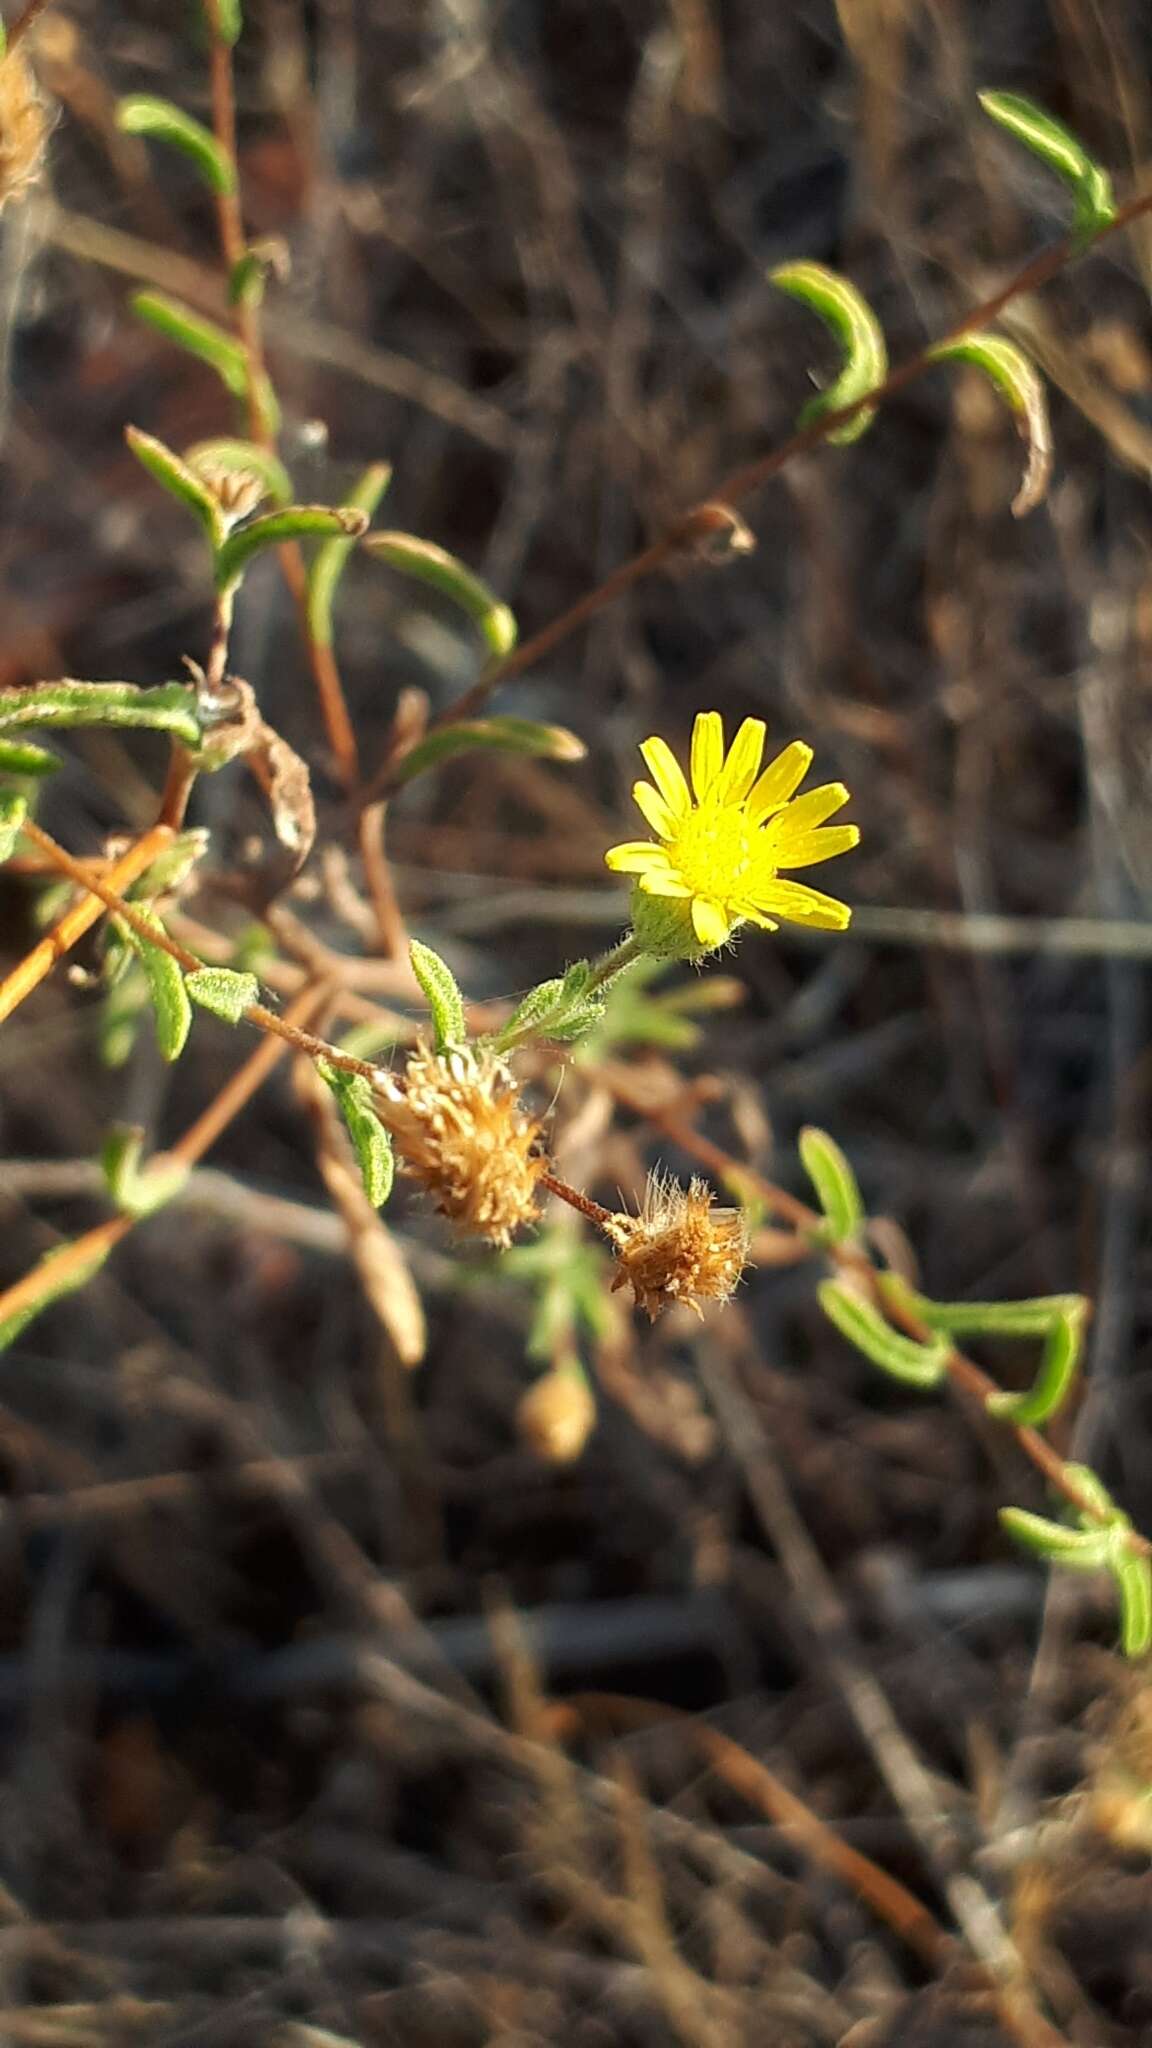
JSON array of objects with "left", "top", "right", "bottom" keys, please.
[
  {"left": 929, "top": 333, "right": 1052, "bottom": 516},
  {"left": 185, "top": 966, "right": 260, "bottom": 1023},
  {"left": 215, "top": 506, "right": 369, "bottom": 594},
  {"left": 799, "top": 1125, "right": 865, "bottom": 1243},
  {"left": 818, "top": 1279, "right": 950, "bottom": 1387},
  {"left": 131, "top": 292, "right": 280, "bottom": 429},
  {"left": 0, "top": 681, "right": 202, "bottom": 747},
  {"left": 101, "top": 1124, "right": 189, "bottom": 1219},
  {"left": 120, "top": 915, "right": 193, "bottom": 1062},
  {"left": 183, "top": 437, "right": 293, "bottom": 507},
  {"left": 306, "top": 464, "right": 393, "bottom": 648},
  {"left": 769, "top": 260, "right": 888, "bottom": 444},
  {"left": 0, "top": 1242, "right": 113, "bottom": 1355},
  {"left": 979, "top": 90, "right": 1116, "bottom": 241},
  {"left": 1061, "top": 1460, "right": 1118, "bottom": 1524},
  {"left": 393, "top": 715, "right": 586, "bottom": 788},
  {"left": 999, "top": 1505, "right": 1115, "bottom": 1572},
  {"left": 126, "top": 425, "right": 225, "bottom": 546},
  {"left": 0, "top": 737, "right": 59, "bottom": 775},
  {"left": 364, "top": 533, "right": 518, "bottom": 657},
  {"left": 409, "top": 939, "right": 466, "bottom": 1052},
  {"left": 985, "top": 1297, "right": 1087, "bottom": 1427},
  {"left": 116, "top": 95, "right": 236, "bottom": 195},
  {"left": 319, "top": 1063, "right": 395, "bottom": 1209},
  {"left": 1113, "top": 1553, "right": 1152, "bottom": 1660},
  {"left": 0, "top": 791, "right": 28, "bottom": 862}
]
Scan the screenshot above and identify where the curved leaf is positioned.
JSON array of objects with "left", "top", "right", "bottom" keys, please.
[
  {"left": 985, "top": 1297, "right": 1087, "bottom": 1426},
  {"left": 979, "top": 90, "right": 1116, "bottom": 240},
  {"left": 0, "top": 737, "right": 59, "bottom": 775},
  {"left": 929, "top": 333, "right": 1052, "bottom": 515},
  {"left": 999, "top": 1505, "right": 1114, "bottom": 1571},
  {"left": 364, "top": 533, "right": 518, "bottom": 656},
  {"left": 818, "top": 1279, "right": 949, "bottom": 1386},
  {"left": 799, "top": 1126, "right": 865, "bottom": 1242},
  {"left": 770, "top": 260, "right": 888, "bottom": 444},
  {"left": 116, "top": 95, "right": 235, "bottom": 195},
  {"left": 409, "top": 938, "right": 466, "bottom": 1051},
  {"left": 185, "top": 966, "right": 259, "bottom": 1023},
  {"left": 131, "top": 291, "right": 280, "bottom": 428},
  {"left": 306, "top": 464, "right": 393, "bottom": 649},
  {"left": 183, "top": 436, "right": 293, "bottom": 507},
  {"left": 126, "top": 425, "right": 225, "bottom": 545},
  {"left": 393, "top": 715, "right": 586, "bottom": 787},
  {"left": 319, "top": 1062, "right": 395, "bottom": 1209},
  {"left": 0, "top": 681, "right": 201, "bottom": 747},
  {"left": 215, "top": 505, "right": 369, "bottom": 593},
  {"left": 1113, "top": 1553, "right": 1152, "bottom": 1659}
]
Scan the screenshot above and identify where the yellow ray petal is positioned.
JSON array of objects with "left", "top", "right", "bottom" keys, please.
[
  {"left": 715, "top": 717, "right": 766, "bottom": 802},
  {"left": 771, "top": 824, "right": 860, "bottom": 871},
  {"left": 639, "top": 736, "right": 691, "bottom": 818},
  {"left": 766, "top": 781, "right": 850, "bottom": 839},
  {"left": 745, "top": 740, "right": 813, "bottom": 823},
  {"left": 691, "top": 896, "right": 732, "bottom": 946},
  {"left": 631, "top": 779, "right": 678, "bottom": 840},
  {"left": 690, "top": 711, "right": 724, "bottom": 801},
  {"left": 756, "top": 878, "right": 853, "bottom": 930},
  {"left": 639, "top": 870, "right": 692, "bottom": 897},
  {"left": 605, "top": 840, "right": 672, "bottom": 873}
]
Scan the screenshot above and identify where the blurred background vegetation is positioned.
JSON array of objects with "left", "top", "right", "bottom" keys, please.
[{"left": 1, "top": 1, "right": 1152, "bottom": 2042}]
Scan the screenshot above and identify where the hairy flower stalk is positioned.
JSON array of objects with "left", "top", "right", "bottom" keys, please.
[
  {"left": 606, "top": 710, "right": 859, "bottom": 953},
  {"left": 374, "top": 1044, "right": 545, "bottom": 1248},
  {"left": 603, "top": 1171, "right": 750, "bottom": 1320}
]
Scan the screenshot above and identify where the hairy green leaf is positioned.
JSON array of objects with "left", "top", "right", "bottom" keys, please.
[
  {"left": 928, "top": 333, "right": 1052, "bottom": 515},
  {"left": 131, "top": 291, "right": 280, "bottom": 427},
  {"left": 393, "top": 715, "right": 586, "bottom": 787},
  {"left": 101, "top": 1124, "right": 189, "bottom": 1219},
  {"left": 185, "top": 966, "right": 259, "bottom": 1023},
  {"left": 999, "top": 1506, "right": 1115, "bottom": 1571},
  {"left": 770, "top": 260, "right": 888, "bottom": 444},
  {"left": 985, "top": 1298, "right": 1087, "bottom": 1426},
  {"left": 799, "top": 1126, "right": 865, "bottom": 1243},
  {"left": 306, "top": 464, "right": 393, "bottom": 648},
  {"left": 979, "top": 90, "right": 1116, "bottom": 240},
  {"left": 0, "top": 737, "right": 60, "bottom": 776},
  {"left": 409, "top": 938, "right": 466, "bottom": 1051},
  {"left": 319, "top": 1063, "right": 395, "bottom": 1209},
  {"left": 120, "top": 914, "right": 193, "bottom": 1062},
  {"left": 364, "top": 533, "right": 518, "bottom": 656},
  {"left": 0, "top": 791, "right": 28, "bottom": 863},
  {"left": 1113, "top": 1553, "right": 1152, "bottom": 1659},
  {"left": 215, "top": 505, "right": 369, "bottom": 593},
  {"left": 0, "top": 680, "right": 201, "bottom": 747},
  {"left": 116, "top": 94, "right": 236, "bottom": 194},
  {"left": 818, "top": 1279, "right": 949, "bottom": 1386},
  {"left": 0, "top": 1242, "right": 113, "bottom": 1354},
  {"left": 126, "top": 425, "right": 225, "bottom": 545}
]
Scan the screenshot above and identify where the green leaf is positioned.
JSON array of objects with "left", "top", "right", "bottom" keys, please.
[
  {"left": 125, "top": 828, "right": 210, "bottom": 904},
  {"left": 183, "top": 436, "right": 293, "bottom": 507},
  {"left": 364, "top": 533, "right": 518, "bottom": 656},
  {"left": 120, "top": 914, "right": 193, "bottom": 1062},
  {"left": 228, "top": 238, "right": 289, "bottom": 308},
  {"left": 999, "top": 1506, "right": 1115, "bottom": 1571},
  {"left": 409, "top": 938, "right": 466, "bottom": 1051},
  {"left": 185, "top": 965, "right": 259, "bottom": 1023},
  {"left": 928, "top": 333, "right": 1052, "bottom": 516},
  {"left": 1061, "top": 1461, "right": 1118, "bottom": 1524},
  {"left": 769, "top": 260, "right": 888, "bottom": 444},
  {"left": 0, "top": 680, "right": 201, "bottom": 747},
  {"left": 0, "top": 791, "right": 28, "bottom": 862},
  {"left": 799, "top": 1126, "right": 865, "bottom": 1243},
  {"left": 393, "top": 715, "right": 586, "bottom": 787},
  {"left": 131, "top": 291, "right": 280, "bottom": 428},
  {"left": 985, "top": 1298, "right": 1087, "bottom": 1426},
  {"left": 306, "top": 464, "right": 393, "bottom": 648},
  {"left": 1113, "top": 1553, "right": 1152, "bottom": 1659},
  {"left": 101, "top": 1124, "right": 189, "bottom": 1219},
  {"left": 215, "top": 505, "right": 370, "bottom": 594},
  {"left": 818, "top": 1279, "right": 950, "bottom": 1386},
  {"left": 116, "top": 94, "right": 236, "bottom": 195},
  {"left": 99, "top": 955, "right": 149, "bottom": 1068},
  {"left": 205, "top": 0, "right": 242, "bottom": 45},
  {"left": 126, "top": 425, "right": 225, "bottom": 545},
  {"left": 0, "top": 737, "right": 59, "bottom": 776},
  {"left": 0, "top": 1242, "right": 113, "bottom": 1354},
  {"left": 496, "top": 960, "right": 595, "bottom": 1049},
  {"left": 319, "top": 1063, "right": 395, "bottom": 1209},
  {"left": 979, "top": 90, "right": 1116, "bottom": 240}
]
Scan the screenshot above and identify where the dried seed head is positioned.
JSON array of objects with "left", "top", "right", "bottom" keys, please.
[
  {"left": 375, "top": 1045, "right": 545, "bottom": 1248},
  {"left": 0, "top": 51, "right": 47, "bottom": 209},
  {"left": 605, "top": 1171, "right": 749, "bottom": 1320},
  {"left": 517, "top": 1367, "right": 597, "bottom": 1463}
]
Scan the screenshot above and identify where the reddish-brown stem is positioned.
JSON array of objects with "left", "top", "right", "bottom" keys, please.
[
  {"left": 359, "top": 181, "right": 1152, "bottom": 806},
  {"left": 538, "top": 1169, "right": 619, "bottom": 1234},
  {"left": 0, "top": 824, "right": 175, "bottom": 1025},
  {"left": 357, "top": 802, "right": 409, "bottom": 959},
  {"left": 5, "top": 0, "right": 54, "bottom": 49},
  {"left": 157, "top": 746, "right": 198, "bottom": 830},
  {"left": 0, "top": 982, "right": 329, "bottom": 1334}
]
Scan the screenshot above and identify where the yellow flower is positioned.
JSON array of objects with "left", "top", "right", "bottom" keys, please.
[{"left": 605, "top": 711, "right": 859, "bottom": 948}]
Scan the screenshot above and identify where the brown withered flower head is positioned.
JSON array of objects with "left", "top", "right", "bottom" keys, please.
[
  {"left": 375, "top": 1045, "right": 545, "bottom": 1249},
  {"left": 605, "top": 1171, "right": 750, "bottom": 1320},
  {"left": 0, "top": 50, "right": 47, "bottom": 209}
]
